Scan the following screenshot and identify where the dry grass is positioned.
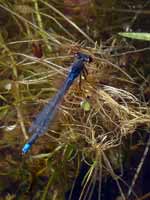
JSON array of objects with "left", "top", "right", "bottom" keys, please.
[{"left": 0, "top": 1, "right": 150, "bottom": 200}]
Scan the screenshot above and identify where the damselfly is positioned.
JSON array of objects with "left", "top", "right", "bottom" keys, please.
[{"left": 22, "top": 52, "right": 92, "bottom": 154}]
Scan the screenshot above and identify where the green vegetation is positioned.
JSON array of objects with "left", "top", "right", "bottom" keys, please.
[
  {"left": 119, "top": 32, "right": 150, "bottom": 41},
  {"left": 0, "top": 1, "right": 150, "bottom": 200}
]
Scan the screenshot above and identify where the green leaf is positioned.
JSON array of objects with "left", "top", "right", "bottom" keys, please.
[
  {"left": 80, "top": 100, "right": 91, "bottom": 111},
  {"left": 118, "top": 32, "right": 150, "bottom": 41}
]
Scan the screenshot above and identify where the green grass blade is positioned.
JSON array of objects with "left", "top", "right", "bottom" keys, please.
[{"left": 119, "top": 32, "right": 150, "bottom": 41}]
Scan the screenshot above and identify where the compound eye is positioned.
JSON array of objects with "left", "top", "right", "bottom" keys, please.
[
  {"left": 88, "top": 56, "right": 93, "bottom": 63},
  {"left": 84, "top": 55, "right": 92, "bottom": 63},
  {"left": 75, "top": 52, "right": 81, "bottom": 59},
  {"left": 75, "top": 52, "right": 92, "bottom": 63}
]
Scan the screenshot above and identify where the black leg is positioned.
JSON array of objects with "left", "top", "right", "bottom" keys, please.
[
  {"left": 83, "top": 66, "right": 88, "bottom": 76},
  {"left": 82, "top": 68, "right": 88, "bottom": 80},
  {"left": 79, "top": 74, "right": 82, "bottom": 90}
]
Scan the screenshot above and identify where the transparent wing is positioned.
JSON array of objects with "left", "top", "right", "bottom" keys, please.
[{"left": 22, "top": 77, "right": 73, "bottom": 153}]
